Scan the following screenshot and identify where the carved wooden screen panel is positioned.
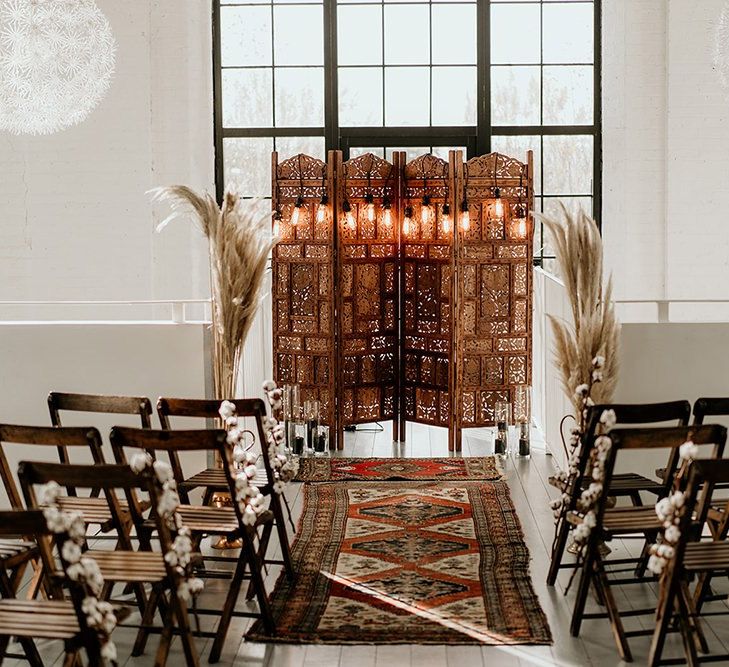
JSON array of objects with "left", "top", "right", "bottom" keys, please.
[
  {"left": 271, "top": 152, "right": 336, "bottom": 438},
  {"left": 454, "top": 152, "right": 533, "bottom": 442},
  {"left": 401, "top": 154, "right": 455, "bottom": 443},
  {"left": 336, "top": 153, "right": 400, "bottom": 441}
]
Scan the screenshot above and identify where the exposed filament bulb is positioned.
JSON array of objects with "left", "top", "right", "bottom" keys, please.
[
  {"left": 460, "top": 199, "right": 470, "bottom": 232},
  {"left": 441, "top": 203, "right": 451, "bottom": 234},
  {"left": 493, "top": 187, "right": 504, "bottom": 219},
  {"left": 382, "top": 197, "right": 392, "bottom": 227},
  {"left": 316, "top": 194, "right": 328, "bottom": 223},
  {"left": 421, "top": 194, "right": 432, "bottom": 224},
  {"left": 290, "top": 195, "right": 305, "bottom": 226},
  {"left": 364, "top": 193, "right": 375, "bottom": 222},
  {"left": 342, "top": 200, "right": 356, "bottom": 230},
  {"left": 403, "top": 205, "right": 413, "bottom": 236}
]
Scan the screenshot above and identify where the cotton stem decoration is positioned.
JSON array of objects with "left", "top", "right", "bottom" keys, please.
[
  {"left": 40, "top": 482, "right": 117, "bottom": 664},
  {"left": 151, "top": 188, "right": 277, "bottom": 400},
  {"left": 262, "top": 380, "right": 299, "bottom": 492},
  {"left": 128, "top": 455, "right": 204, "bottom": 603},
  {"left": 0, "top": 0, "right": 116, "bottom": 135}
]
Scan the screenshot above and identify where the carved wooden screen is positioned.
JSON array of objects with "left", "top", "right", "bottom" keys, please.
[
  {"left": 453, "top": 151, "right": 534, "bottom": 446},
  {"left": 271, "top": 149, "right": 533, "bottom": 451},
  {"left": 336, "top": 153, "right": 400, "bottom": 445},
  {"left": 400, "top": 153, "right": 456, "bottom": 447},
  {"left": 271, "top": 152, "right": 336, "bottom": 438}
]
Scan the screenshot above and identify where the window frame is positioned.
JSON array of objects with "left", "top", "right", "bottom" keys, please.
[{"left": 212, "top": 0, "right": 602, "bottom": 264}]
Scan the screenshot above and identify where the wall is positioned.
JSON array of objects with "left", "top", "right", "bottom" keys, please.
[
  {"left": 0, "top": 1, "right": 214, "bottom": 308},
  {"left": 602, "top": 0, "right": 729, "bottom": 303},
  {"left": 0, "top": 323, "right": 209, "bottom": 507}
]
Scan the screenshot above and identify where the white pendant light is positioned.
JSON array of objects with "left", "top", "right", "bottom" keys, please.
[{"left": 0, "top": 0, "right": 116, "bottom": 135}]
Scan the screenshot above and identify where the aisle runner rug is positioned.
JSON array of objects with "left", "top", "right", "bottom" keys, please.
[
  {"left": 247, "top": 481, "right": 552, "bottom": 645},
  {"left": 295, "top": 456, "right": 503, "bottom": 482}
]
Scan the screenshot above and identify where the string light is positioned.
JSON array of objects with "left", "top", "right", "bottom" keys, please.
[
  {"left": 493, "top": 186, "right": 504, "bottom": 220},
  {"left": 342, "top": 200, "right": 356, "bottom": 230},
  {"left": 460, "top": 200, "right": 470, "bottom": 232},
  {"left": 382, "top": 197, "right": 392, "bottom": 228},
  {"left": 403, "top": 205, "right": 413, "bottom": 236},
  {"left": 421, "top": 194, "right": 432, "bottom": 224},
  {"left": 364, "top": 193, "right": 375, "bottom": 222},
  {"left": 290, "top": 195, "right": 305, "bottom": 226},
  {"left": 513, "top": 203, "right": 527, "bottom": 238},
  {"left": 316, "top": 194, "right": 328, "bottom": 223},
  {"left": 442, "top": 203, "right": 451, "bottom": 234}
]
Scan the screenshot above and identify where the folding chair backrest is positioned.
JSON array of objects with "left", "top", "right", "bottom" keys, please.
[
  {"left": 49, "top": 392, "right": 153, "bottom": 428},
  {"left": 569, "top": 401, "right": 692, "bottom": 508},
  {"left": 604, "top": 424, "right": 727, "bottom": 526},
  {"left": 18, "top": 461, "right": 149, "bottom": 548},
  {"left": 692, "top": 398, "right": 729, "bottom": 425},
  {"left": 0, "top": 425, "right": 104, "bottom": 509},
  {"left": 156, "top": 397, "right": 271, "bottom": 484}
]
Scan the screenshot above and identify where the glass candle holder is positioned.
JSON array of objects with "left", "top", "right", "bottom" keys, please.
[
  {"left": 291, "top": 406, "right": 306, "bottom": 456},
  {"left": 304, "top": 399, "right": 320, "bottom": 453},
  {"left": 314, "top": 425, "right": 329, "bottom": 456},
  {"left": 514, "top": 385, "right": 531, "bottom": 458},
  {"left": 282, "top": 384, "right": 300, "bottom": 454},
  {"left": 494, "top": 401, "right": 511, "bottom": 456}
]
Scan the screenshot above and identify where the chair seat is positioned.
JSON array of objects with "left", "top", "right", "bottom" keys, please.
[
  {"left": 568, "top": 506, "right": 662, "bottom": 534},
  {"left": 684, "top": 542, "right": 729, "bottom": 572},
  {"left": 181, "top": 467, "right": 271, "bottom": 494},
  {"left": 57, "top": 496, "right": 131, "bottom": 525},
  {"left": 84, "top": 549, "right": 172, "bottom": 582},
  {"left": 549, "top": 472, "right": 663, "bottom": 496},
  {"left": 0, "top": 539, "right": 37, "bottom": 568},
  {"left": 0, "top": 599, "right": 79, "bottom": 639}
]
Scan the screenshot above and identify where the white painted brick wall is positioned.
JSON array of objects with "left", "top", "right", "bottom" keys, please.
[
  {"left": 603, "top": 0, "right": 729, "bottom": 303},
  {"left": 0, "top": 1, "right": 213, "bottom": 308}
]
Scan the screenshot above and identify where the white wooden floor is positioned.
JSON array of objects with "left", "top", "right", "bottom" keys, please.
[{"left": 8, "top": 422, "right": 729, "bottom": 666}]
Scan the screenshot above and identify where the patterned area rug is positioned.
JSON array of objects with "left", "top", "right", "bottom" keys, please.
[
  {"left": 295, "top": 456, "right": 504, "bottom": 482},
  {"left": 247, "top": 481, "right": 551, "bottom": 645}
]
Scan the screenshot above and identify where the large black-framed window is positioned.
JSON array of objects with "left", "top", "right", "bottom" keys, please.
[{"left": 213, "top": 0, "right": 601, "bottom": 264}]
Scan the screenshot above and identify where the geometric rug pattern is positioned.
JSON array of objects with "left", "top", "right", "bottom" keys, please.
[
  {"left": 294, "top": 456, "right": 504, "bottom": 483},
  {"left": 247, "top": 481, "right": 552, "bottom": 645}
]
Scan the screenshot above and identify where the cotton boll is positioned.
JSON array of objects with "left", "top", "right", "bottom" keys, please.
[{"left": 219, "top": 400, "right": 237, "bottom": 420}]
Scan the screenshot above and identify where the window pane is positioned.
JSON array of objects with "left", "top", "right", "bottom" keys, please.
[
  {"left": 222, "top": 69, "right": 273, "bottom": 128},
  {"left": 275, "top": 136, "right": 326, "bottom": 161},
  {"left": 350, "top": 147, "right": 385, "bottom": 158},
  {"left": 491, "top": 134, "right": 541, "bottom": 194},
  {"left": 386, "top": 147, "right": 429, "bottom": 162},
  {"left": 491, "top": 66, "right": 540, "bottom": 126},
  {"left": 432, "top": 4, "right": 476, "bottom": 65},
  {"left": 385, "top": 5, "right": 429, "bottom": 65},
  {"left": 432, "top": 146, "right": 466, "bottom": 159},
  {"left": 543, "top": 135, "right": 593, "bottom": 194},
  {"left": 432, "top": 66, "right": 476, "bottom": 125},
  {"left": 224, "top": 137, "right": 273, "bottom": 197},
  {"left": 543, "top": 66, "right": 593, "bottom": 124},
  {"left": 338, "top": 6, "right": 382, "bottom": 66},
  {"left": 542, "top": 3, "right": 593, "bottom": 64},
  {"left": 490, "top": 4, "right": 540, "bottom": 65},
  {"left": 339, "top": 67, "right": 383, "bottom": 126},
  {"left": 274, "top": 67, "right": 324, "bottom": 127},
  {"left": 274, "top": 6, "right": 323, "bottom": 66},
  {"left": 385, "top": 67, "right": 430, "bottom": 126},
  {"left": 221, "top": 7, "right": 271, "bottom": 67},
  {"left": 543, "top": 196, "right": 593, "bottom": 220}
]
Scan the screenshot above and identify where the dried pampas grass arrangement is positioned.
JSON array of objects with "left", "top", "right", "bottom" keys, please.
[
  {"left": 151, "top": 187, "right": 276, "bottom": 400},
  {"left": 535, "top": 204, "right": 620, "bottom": 419}
]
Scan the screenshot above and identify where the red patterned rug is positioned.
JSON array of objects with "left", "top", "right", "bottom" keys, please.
[
  {"left": 295, "top": 456, "right": 503, "bottom": 482},
  {"left": 247, "top": 481, "right": 551, "bottom": 645}
]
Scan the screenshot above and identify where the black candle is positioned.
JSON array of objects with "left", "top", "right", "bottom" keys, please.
[
  {"left": 306, "top": 419, "right": 317, "bottom": 450},
  {"left": 495, "top": 421, "right": 507, "bottom": 454},
  {"left": 315, "top": 434, "right": 326, "bottom": 452},
  {"left": 293, "top": 436, "right": 304, "bottom": 455}
]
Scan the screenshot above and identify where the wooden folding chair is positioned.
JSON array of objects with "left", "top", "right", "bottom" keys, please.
[
  {"left": 19, "top": 460, "right": 201, "bottom": 666},
  {"left": 548, "top": 400, "right": 691, "bottom": 586},
  {"left": 157, "top": 397, "right": 295, "bottom": 573},
  {"left": 109, "top": 427, "right": 276, "bottom": 663},
  {"left": 648, "top": 458, "right": 729, "bottom": 667},
  {"left": 0, "top": 509, "right": 106, "bottom": 667},
  {"left": 570, "top": 424, "right": 727, "bottom": 662}
]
